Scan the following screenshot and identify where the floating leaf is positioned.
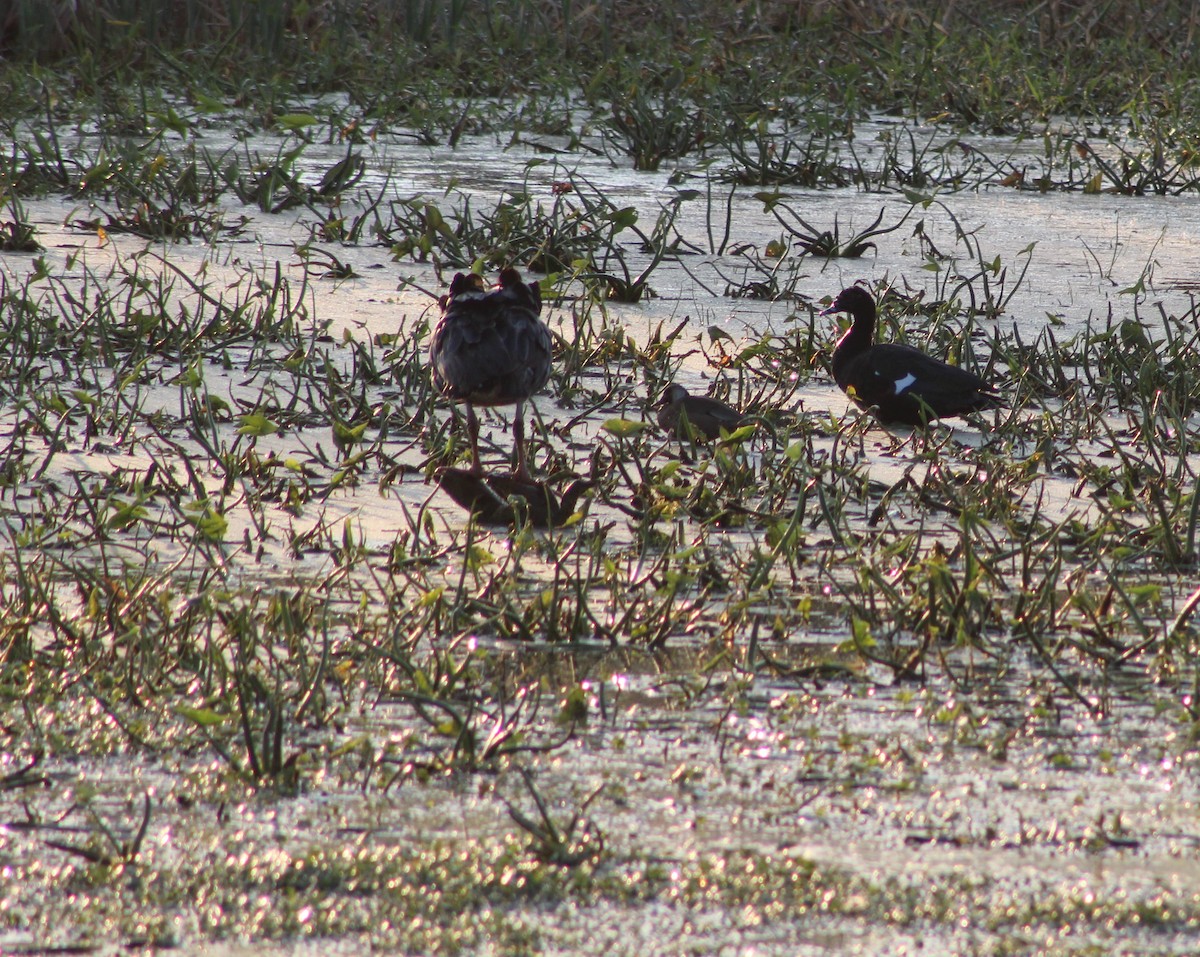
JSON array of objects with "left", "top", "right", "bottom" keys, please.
[
  {"left": 1127, "top": 583, "right": 1161, "bottom": 605},
  {"left": 330, "top": 735, "right": 372, "bottom": 758},
  {"left": 754, "top": 190, "right": 785, "bottom": 210},
  {"left": 656, "top": 461, "right": 683, "bottom": 480},
  {"left": 602, "top": 418, "right": 648, "bottom": 437},
  {"left": 237, "top": 413, "right": 282, "bottom": 436},
  {"left": 333, "top": 419, "right": 369, "bottom": 448},
  {"left": 118, "top": 358, "right": 151, "bottom": 393},
  {"left": 192, "top": 92, "right": 228, "bottom": 114},
  {"left": 418, "top": 587, "right": 444, "bottom": 608},
  {"left": 151, "top": 105, "right": 191, "bottom": 135},
  {"left": 466, "top": 545, "right": 495, "bottom": 571},
  {"left": 187, "top": 503, "right": 228, "bottom": 542},
  {"left": 276, "top": 113, "right": 319, "bottom": 131},
  {"left": 176, "top": 706, "right": 227, "bottom": 727},
  {"left": 558, "top": 685, "right": 589, "bottom": 726},
  {"left": 203, "top": 395, "right": 232, "bottom": 418},
  {"left": 720, "top": 424, "right": 756, "bottom": 444},
  {"left": 846, "top": 617, "right": 875, "bottom": 650},
  {"left": 107, "top": 499, "right": 149, "bottom": 532}
]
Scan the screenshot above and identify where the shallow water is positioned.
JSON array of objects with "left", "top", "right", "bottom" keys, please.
[
  {"left": 2, "top": 102, "right": 1200, "bottom": 955},
  {"left": 365, "top": 114, "right": 1200, "bottom": 337}
]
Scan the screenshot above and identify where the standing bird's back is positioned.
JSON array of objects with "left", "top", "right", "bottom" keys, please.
[{"left": 430, "top": 269, "right": 552, "bottom": 408}]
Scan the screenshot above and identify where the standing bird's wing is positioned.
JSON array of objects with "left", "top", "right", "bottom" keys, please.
[
  {"left": 429, "top": 271, "right": 552, "bottom": 407},
  {"left": 840, "top": 343, "right": 999, "bottom": 424}
]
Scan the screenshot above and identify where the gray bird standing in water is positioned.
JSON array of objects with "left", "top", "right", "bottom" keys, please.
[{"left": 429, "top": 268, "right": 552, "bottom": 478}]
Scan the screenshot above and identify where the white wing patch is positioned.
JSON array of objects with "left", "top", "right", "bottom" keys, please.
[{"left": 892, "top": 373, "right": 918, "bottom": 395}]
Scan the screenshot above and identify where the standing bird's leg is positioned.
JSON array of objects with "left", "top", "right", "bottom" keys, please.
[
  {"left": 467, "top": 404, "right": 483, "bottom": 476},
  {"left": 512, "top": 400, "right": 529, "bottom": 479}
]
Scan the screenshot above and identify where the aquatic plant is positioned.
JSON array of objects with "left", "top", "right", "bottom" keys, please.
[
  {"left": 599, "top": 74, "right": 708, "bottom": 172},
  {"left": 0, "top": 5, "right": 1199, "bottom": 954},
  {"left": 759, "top": 196, "right": 913, "bottom": 258}
]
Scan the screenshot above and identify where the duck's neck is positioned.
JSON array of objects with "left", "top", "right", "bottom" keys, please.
[{"left": 831, "top": 304, "right": 876, "bottom": 386}]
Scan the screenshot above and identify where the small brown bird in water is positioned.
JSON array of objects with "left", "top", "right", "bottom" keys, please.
[
  {"left": 435, "top": 467, "right": 592, "bottom": 528},
  {"left": 656, "top": 383, "right": 747, "bottom": 441},
  {"left": 429, "top": 268, "right": 552, "bottom": 477}
]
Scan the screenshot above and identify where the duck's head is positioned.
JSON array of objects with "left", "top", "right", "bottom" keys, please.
[
  {"left": 821, "top": 286, "right": 876, "bottom": 317},
  {"left": 497, "top": 266, "right": 542, "bottom": 310},
  {"left": 440, "top": 272, "right": 488, "bottom": 310},
  {"left": 497, "top": 267, "right": 524, "bottom": 289},
  {"left": 657, "top": 383, "right": 691, "bottom": 408}
]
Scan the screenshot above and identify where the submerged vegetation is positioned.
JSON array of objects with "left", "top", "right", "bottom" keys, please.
[{"left": 2, "top": 1, "right": 1200, "bottom": 954}]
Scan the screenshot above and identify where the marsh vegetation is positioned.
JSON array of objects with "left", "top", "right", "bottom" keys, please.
[{"left": 2, "top": 1, "right": 1200, "bottom": 953}]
